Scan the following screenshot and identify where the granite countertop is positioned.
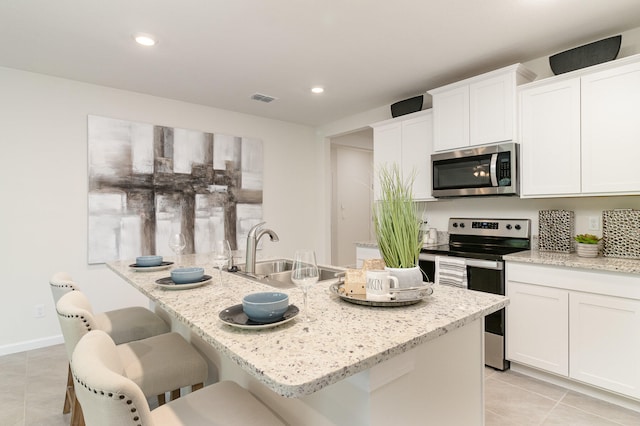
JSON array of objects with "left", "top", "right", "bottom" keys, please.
[
  {"left": 504, "top": 250, "right": 640, "bottom": 275},
  {"left": 107, "top": 254, "right": 507, "bottom": 398}
]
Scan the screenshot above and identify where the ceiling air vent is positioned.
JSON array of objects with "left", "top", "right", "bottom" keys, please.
[{"left": 250, "top": 93, "right": 278, "bottom": 103}]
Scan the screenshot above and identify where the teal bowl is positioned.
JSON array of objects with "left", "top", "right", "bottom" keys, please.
[
  {"left": 242, "top": 292, "right": 289, "bottom": 323},
  {"left": 171, "top": 267, "right": 204, "bottom": 284},
  {"left": 136, "top": 255, "right": 163, "bottom": 267}
]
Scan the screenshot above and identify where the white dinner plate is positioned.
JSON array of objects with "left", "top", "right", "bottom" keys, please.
[
  {"left": 219, "top": 304, "right": 299, "bottom": 330},
  {"left": 154, "top": 275, "right": 212, "bottom": 290},
  {"left": 129, "top": 261, "right": 174, "bottom": 272}
]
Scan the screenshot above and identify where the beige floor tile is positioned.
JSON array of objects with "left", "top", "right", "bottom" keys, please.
[
  {"left": 561, "top": 390, "right": 640, "bottom": 426},
  {"left": 0, "top": 405, "right": 24, "bottom": 426},
  {"left": 485, "top": 408, "right": 514, "bottom": 426},
  {"left": 485, "top": 375, "right": 558, "bottom": 425},
  {"left": 542, "top": 403, "right": 622, "bottom": 425},
  {"left": 490, "top": 369, "right": 568, "bottom": 402}
]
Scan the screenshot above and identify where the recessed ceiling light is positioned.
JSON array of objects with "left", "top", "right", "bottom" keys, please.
[
  {"left": 311, "top": 87, "right": 324, "bottom": 94},
  {"left": 134, "top": 33, "right": 157, "bottom": 46}
]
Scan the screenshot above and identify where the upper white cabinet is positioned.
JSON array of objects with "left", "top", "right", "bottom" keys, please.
[
  {"left": 371, "top": 109, "right": 434, "bottom": 201},
  {"left": 519, "top": 78, "right": 582, "bottom": 196},
  {"left": 518, "top": 54, "right": 640, "bottom": 197},
  {"left": 429, "top": 64, "right": 536, "bottom": 152}
]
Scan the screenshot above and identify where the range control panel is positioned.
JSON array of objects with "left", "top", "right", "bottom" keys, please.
[{"left": 448, "top": 218, "right": 531, "bottom": 238}]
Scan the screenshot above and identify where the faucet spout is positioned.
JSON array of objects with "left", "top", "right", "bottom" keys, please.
[{"left": 245, "top": 222, "right": 279, "bottom": 274}]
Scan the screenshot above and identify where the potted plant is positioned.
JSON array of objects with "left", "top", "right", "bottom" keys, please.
[
  {"left": 574, "top": 233, "right": 602, "bottom": 258},
  {"left": 373, "top": 164, "right": 423, "bottom": 288}
]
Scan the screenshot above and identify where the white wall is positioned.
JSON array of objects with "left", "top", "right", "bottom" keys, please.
[{"left": 0, "top": 67, "right": 320, "bottom": 354}]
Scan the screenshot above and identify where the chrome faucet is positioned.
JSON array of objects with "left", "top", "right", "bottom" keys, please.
[{"left": 245, "top": 222, "right": 279, "bottom": 274}]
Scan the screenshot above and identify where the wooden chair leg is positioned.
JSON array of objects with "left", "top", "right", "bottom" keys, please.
[
  {"left": 63, "top": 363, "right": 73, "bottom": 414},
  {"left": 192, "top": 382, "right": 204, "bottom": 392},
  {"left": 157, "top": 393, "right": 166, "bottom": 406},
  {"left": 70, "top": 389, "right": 85, "bottom": 426},
  {"left": 170, "top": 389, "right": 180, "bottom": 401}
]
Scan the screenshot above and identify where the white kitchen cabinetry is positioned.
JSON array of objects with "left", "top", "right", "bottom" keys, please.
[
  {"left": 429, "top": 64, "right": 535, "bottom": 152},
  {"left": 371, "top": 109, "right": 434, "bottom": 201},
  {"left": 506, "top": 281, "right": 568, "bottom": 375},
  {"left": 355, "top": 245, "right": 382, "bottom": 268},
  {"left": 518, "top": 54, "right": 640, "bottom": 197},
  {"left": 506, "top": 262, "right": 640, "bottom": 399},
  {"left": 570, "top": 292, "right": 640, "bottom": 398},
  {"left": 519, "top": 78, "right": 581, "bottom": 196},
  {"left": 581, "top": 61, "right": 640, "bottom": 193}
]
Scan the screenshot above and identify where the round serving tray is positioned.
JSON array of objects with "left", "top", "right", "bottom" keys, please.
[{"left": 329, "top": 282, "right": 432, "bottom": 307}]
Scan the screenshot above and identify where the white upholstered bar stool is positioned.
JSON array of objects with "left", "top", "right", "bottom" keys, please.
[
  {"left": 56, "top": 291, "right": 208, "bottom": 425},
  {"left": 72, "top": 330, "right": 285, "bottom": 426},
  {"left": 49, "top": 272, "right": 171, "bottom": 423}
]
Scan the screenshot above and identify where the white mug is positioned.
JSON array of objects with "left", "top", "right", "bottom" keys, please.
[{"left": 366, "top": 270, "right": 400, "bottom": 301}]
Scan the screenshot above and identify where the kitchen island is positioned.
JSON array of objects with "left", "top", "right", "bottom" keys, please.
[{"left": 108, "top": 253, "right": 508, "bottom": 425}]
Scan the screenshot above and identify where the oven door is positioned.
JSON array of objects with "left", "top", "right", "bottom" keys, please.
[{"left": 419, "top": 253, "right": 509, "bottom": 370}]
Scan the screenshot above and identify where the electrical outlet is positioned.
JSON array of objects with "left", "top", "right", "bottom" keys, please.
[
  {"left": 34, "top": 304, "right": 45, "bottom": 318},
  {"left": 588, "top": 216, "right": 600, "bottom": 231}
]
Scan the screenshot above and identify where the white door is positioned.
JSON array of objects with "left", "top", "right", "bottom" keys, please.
[
  {"left": 372, "top": 122, "right": 401, "bottom": 200},
  {"left": 401, "top": 112, "right": 434, "bottom": 200},
  {"left": 569, "top": 292, "right": 640, "bottom": 398},
  {"left": 333, "top": 146, "right": 374, "bottom": 267},
  {"left": 519, "top": 78, "right": 581, "bottom": 197},
  {"left": 581, "top": 61, "right": 640, "bottom": 194},
  {"left": 470, "top": 73, "right": 513, "bottom": 145},
  {"left": 432, "top": 86, "right": 470, "bottom": 151},
  {"left": 506, "top": 280, "right": 569, "bottom": 375}
]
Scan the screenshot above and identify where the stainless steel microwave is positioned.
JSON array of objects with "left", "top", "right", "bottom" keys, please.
[{"left": 431, "top": 142, "right": 519, "bottom": 198}]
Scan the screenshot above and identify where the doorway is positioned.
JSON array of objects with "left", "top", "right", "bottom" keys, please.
[{"left": 330, "top": 129, "right": 374, "bottom": 267}]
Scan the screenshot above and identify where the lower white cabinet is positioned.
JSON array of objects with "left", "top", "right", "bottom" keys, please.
[
  {"left": 506, "top": 281, "right": 568, "bottom": 375},
  {"left": 506, "top": 262, "right": 640, "bottom": 399},
  {"left": 570, "top": 292, "right": 640, "bottom": 398}
]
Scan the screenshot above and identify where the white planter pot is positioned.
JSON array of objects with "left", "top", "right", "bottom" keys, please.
[
  {"left": 385, "top": 266, "right": 423, "bottom": 289},
  {"left": 576, "top": 243, "right": 599, "bottom": 258}
]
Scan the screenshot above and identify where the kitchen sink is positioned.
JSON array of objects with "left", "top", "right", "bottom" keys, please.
[{"left": 233, "top": 258, "right": 343, "bottom": 289}]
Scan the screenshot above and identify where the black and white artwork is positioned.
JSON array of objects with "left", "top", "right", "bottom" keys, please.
[{"left": 87, "top": 115, "right": 263, "bottom": 264}]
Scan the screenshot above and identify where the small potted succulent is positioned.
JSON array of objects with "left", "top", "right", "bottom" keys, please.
[{"left": 574, "top": 233, "right": 602, "bottom": 258}]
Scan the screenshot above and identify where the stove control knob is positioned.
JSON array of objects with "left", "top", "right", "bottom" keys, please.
[
  {"left": 506, "top": 224, "right": 512, "bottom": 230},
  {"left": 452, "top": 223, "right": 458, "bottom": 228},
  {"left": 459, "top": 223, "right": 465, "bottom": 228},
  {"left": 515, "top": 224, "right": 521, "bottom": 230}
]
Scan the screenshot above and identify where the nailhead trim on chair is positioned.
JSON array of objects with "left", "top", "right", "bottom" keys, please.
[
  {"left": 51, "top": 283, "right": 77, "bottom": 291},
  {"left": 73, "top": 373, "right": 142, "bottom": 426},
  {"left": 57, "top": 312, "right": 93, "bottom": 332}
]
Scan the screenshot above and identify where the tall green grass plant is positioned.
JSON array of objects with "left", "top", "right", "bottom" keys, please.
[{"left": 373, "top": 164, "right": 422, "bottom": 268}]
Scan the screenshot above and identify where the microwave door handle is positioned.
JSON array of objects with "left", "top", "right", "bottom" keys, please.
[{"left": 490, "top": 153, "right": 498, "bottom": 187}]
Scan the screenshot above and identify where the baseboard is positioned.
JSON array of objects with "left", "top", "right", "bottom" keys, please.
[
  {"left": 510, "top": 362, "right": 640, "bottom": 413},
  {"left": 0, "top": 334, "right": 64, "bottom": 356}
]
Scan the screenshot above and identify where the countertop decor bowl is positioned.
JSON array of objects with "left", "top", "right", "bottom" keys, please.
[
  {"left": 242, "top": 292, "right": 289, "bottom": 323},
  {"left": 136, "top": 255, "right": 163, "bottom": 267},
  {"left": 171, "top": 267, "right": 205, "bottom": 284}
]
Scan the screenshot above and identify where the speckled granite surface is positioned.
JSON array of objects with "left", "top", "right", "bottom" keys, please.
[
  {"left": 504, "top": 250, "right": 640, "bottom": 275},
  {"left": 108, "top": 254, "right": 507, "bottom": 398}
]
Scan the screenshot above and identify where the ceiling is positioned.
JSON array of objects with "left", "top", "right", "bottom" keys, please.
[{"left": 2, "top": 1, "right": 640, "bottom": 127}]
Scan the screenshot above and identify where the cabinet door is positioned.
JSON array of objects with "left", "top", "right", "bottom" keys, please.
[
  {"left": 582, "top": 61, "right": 640, "bottom": 194},
  {"left": 470, "top": 73, "right": 513, "bottom": 145},
  {"left": 401, "top": 112, "right": 433, "bottom": 200},
  {"left": 506, "top": 281, "right": 569, "bottom": 375},
  {"left": 569, "top": 292, "right": 640, "bottom": 399},
  {"left": 519, "top": 79, "right": 581, "bottom": 197},
  {"left": 432, "top": 86, "right": 469, "bottom": 151},
  {"left": 373, "top": 122, "right": 402, "bottom": 200}
]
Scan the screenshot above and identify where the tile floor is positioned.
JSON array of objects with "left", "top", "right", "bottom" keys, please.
[{"left": 1, "top": 344, "right": 639, "bottom": 425}]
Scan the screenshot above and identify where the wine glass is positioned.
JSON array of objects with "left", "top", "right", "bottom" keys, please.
[
  {"left": 291, "top": 249, "right": 319, "bottom": 322},
  {"left": 211, "top": 240, "right": 232, "bottom": 285},
  {"left": 168, "top": 232, "right": 186, "bottom": 266}
]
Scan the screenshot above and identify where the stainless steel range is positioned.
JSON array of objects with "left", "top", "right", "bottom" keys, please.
[{"left": 419, "top": 218, "right": 531, "bottom": 370}]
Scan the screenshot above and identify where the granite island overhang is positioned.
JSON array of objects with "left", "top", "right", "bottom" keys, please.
[{"left": 108, "top": 253, "right": 508, "bottom": 425}]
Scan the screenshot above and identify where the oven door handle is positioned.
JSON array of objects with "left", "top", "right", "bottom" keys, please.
[{"left": 419, "top": 253, "right": 504, "bottom": 271}]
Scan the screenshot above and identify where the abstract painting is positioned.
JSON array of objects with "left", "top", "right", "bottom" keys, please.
[{"left": 87, "top": 115, "right": 263, "bottom": 264}]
